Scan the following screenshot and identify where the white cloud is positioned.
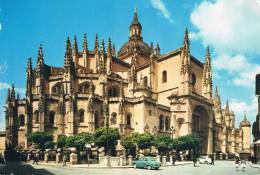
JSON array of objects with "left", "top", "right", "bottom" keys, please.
[
  {"left": 229, "top": 96, "right": 257, "bottom": 127},
  {"left": 0, "top": 82, "right": 25, "bottom": 95},
  {"left": 191, "top": 0, "right": 260, "bottom": 88},
  {"left": 150, "top": 0, "right": 173, "bottom": 23},
  {"left": 213, "top": 54, "right": 260, "bottom": 87},
  {"left": 0, "top": 82, "right": 10, "bottom": 90},
  {"left": 190, "top": 0, "right": 260, "bottom": 54}
]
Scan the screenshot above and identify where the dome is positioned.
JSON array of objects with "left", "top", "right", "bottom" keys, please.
[
  {"left": 118, "top": 39, "right": 151, "bottom": 59},
  {"left": 118, "top": 9, "right": 152, "bottom": 59}
]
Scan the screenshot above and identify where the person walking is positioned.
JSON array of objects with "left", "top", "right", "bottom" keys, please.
[
  {"left": 63, "top": 154, "right": 67, "bottom": 166},
  {"left": 33, "top": 153, "right": 38, "bottom": 165},
  {"left": 211, "top": 155, "right": 214, "bottom": 165},
  {"left": 235, "top": 157, "right": 240, "bottom": 170},
  {"left": 193, "top": 155, "right": 197, "bottom": 167}
]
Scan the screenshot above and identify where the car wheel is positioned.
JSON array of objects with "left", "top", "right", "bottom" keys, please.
[
  {"left": 147, "top": 165, "right": 152, "bottom": 170},
  {"left": 133, "top": 164, "right": 137, "bottom": 169},
  {"left": 155, "top": 167, "right": 159, "bottom": 170}
]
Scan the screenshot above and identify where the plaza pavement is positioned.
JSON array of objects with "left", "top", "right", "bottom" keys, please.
[{"left": 6, "top": 160, "right": 260, "bottom": 175}]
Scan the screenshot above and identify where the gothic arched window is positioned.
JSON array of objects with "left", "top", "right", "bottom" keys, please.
[
  {"left": 94, "top": 112, "right": 99, "bottom": 129},
  {"left": 79, "top": 81, "right": 91, "bottom": 94},
  {"left": 126, "top": 113, "right": 132, "bottom": 127},
  {"left": 159, "top": 115, "right": 165, "bottom": 131},
  {"left": 165, "top": 116, "right": 170, "bottom": 131},
  {"left": 111, "top": 112, "right": 117, "bottom": 125},
  {"left": 162, "top": 71, "right": 167, "bottom": 83},
  {"left": 34, "top": 110, "right": 39, "bottom": 123},
  {"left": 52, "top": 82, "right": 63, "bottom": 96},
  {"left": 79, "top": 109, "right": 85, "bottom": 123},
  {"left": 49, "top": 111, "right": 55, "bottom": 126},
  {"left": 108, "top": 86, "right": 119, "bottom": 97},
  {"left": 19, "top": 114, "right": 25, "bottom": 126},
  {"left": 143, "top": 76, "right": 148, "bottom": 87}
]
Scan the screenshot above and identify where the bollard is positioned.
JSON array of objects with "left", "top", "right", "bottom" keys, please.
[{"left": 128, "top": 155, "right": 133, "bottom": 166}]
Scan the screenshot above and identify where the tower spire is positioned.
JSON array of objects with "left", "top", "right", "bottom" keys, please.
[
  {"left": 112, "top": 43, "right": 116, "bottom": 57},
  {"left": 215, "top": 86, "right": 219, "bottom": 97},
  {"left": 64, "top": 37, "right": 74, "bottom": 73},
  {"left": 129, "top": 8, "right": 142, "bottom": 40},
  {"left": 37, "top": 44, "right": 44, "bottom": 68},
  {"left": 83, "top": 33, "right": 88, "bottom": 53},
  {"left": 226, "top": 100, "right": 229, "bottom": 111},
  {"left": 73, "top": 35, "right": 78, "bottom": 56},
  {"left": 107, "top": 37, "right": 112, "bottom": 58},
  {"left": 94, "top": 33, "right": 99, "bottom": 54}
]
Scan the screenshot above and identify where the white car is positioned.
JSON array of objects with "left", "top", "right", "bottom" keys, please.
[{"left": 198, "top": 156, "right": 212, "bottom": 164}]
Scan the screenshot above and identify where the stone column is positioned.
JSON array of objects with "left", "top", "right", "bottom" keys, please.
[
  {"left": 219, "top": 153, "right": 223, "bottom": 160},
  {"left": 56, "top": 152, "right": 61, "bottom": 164},
  {"left": 225, "top": 153, "right": 228, "bottom": 160},
  {"left": 70, "top": 152, "right": 78, "bottom": 165},
  {"left": 179, "top": 151, "right": 184, "bottom": 161},
  {"left": 128, "top": 155, "right": 133, "bottom": 166},
  {"left": 70, "top": 147, "right": 78, "bottom": 165},
  {"left": 44, "top": 150, "right": 49, "bottom": 163},
  {"left": 119, "top": 155, "right": 126, "bottom": 166},
  {"left": 156, "top": 155, "right": 161, "bottom": 163},
  {"left": 162, "top": 156, "right": 167, "bottom": 166},
  {"left": 213, "top": 153, "right": 216, "bottom": 161},
  {"left": 27, "top": 153, "right": 31, "bottom": 162}
]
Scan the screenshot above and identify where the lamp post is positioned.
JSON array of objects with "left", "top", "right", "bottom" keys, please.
[
  {"left": 170, "top": 126, "right": 176, "bottom": 139},
  {"left": 103, "top": 102, "right": 111, "bottom": 168},
  {"left": 85, "top": 143, "right": 91, "bottom": 167}
]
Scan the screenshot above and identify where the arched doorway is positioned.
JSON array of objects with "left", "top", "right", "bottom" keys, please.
[{"left": 192, "top": 105, "right": 209, "bottom": 155}]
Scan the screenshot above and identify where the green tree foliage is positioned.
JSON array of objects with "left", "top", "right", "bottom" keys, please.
[
  {"left": 133, "top": 133, "right": 154, "bottom": 150},
  {"left": 28, "top": 131, "right": 53, "bottom": 150},
  {"left": 94, "top": 127, "right": 120, "bottom": 156},
  {"left": 171, "top": 134, "right": 200, "bottom": 151},
  {"left": 121, "top": 135, "right": 136, "bottom": 156},
  {"left": 66, "top": 132, "right": 94, "bottom": 151},
  {"left": 57, "top": 135, "right": 67, "bottom": 148},
  {"left": 153, "top": 134, "right": 172, "bottom": 155}
]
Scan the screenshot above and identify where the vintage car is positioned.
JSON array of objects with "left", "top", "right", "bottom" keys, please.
[
  {"left": 198, "top": 156, "right": 212, "bottom": 164},
  {"left": 133, "top": 156, "right": 161, "bottom": 170}
]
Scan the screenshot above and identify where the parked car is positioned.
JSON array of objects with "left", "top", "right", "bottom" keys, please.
[
  {"left": 133, "top": 156, "right": 161, "bottom": 170},
  {"left": 198, "top": 156, "right": 212, "bottom": 164}
]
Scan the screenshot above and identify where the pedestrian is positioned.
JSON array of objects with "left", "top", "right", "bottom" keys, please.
[
  {"left": 172, "top": 156, "right": 176, "bottom": 165},
  {"left": 235, "top": 157, "right": 240, "bottom": 170},
  {"left": 33, "top": 153, "right": 38, "bottom": 165},
  {"left": 211, "top": 155, "right": 214, "bottom": 165},
  {"left": 193, "top": 155, "right": 197, "bottom": 167},
  {"left": 63, "top": 154, "right": 67, "bottom": 166}
]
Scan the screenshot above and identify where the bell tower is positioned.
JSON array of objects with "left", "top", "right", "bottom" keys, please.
[{"left": 129, "top": 8, "right": 142, "bottom": 41}]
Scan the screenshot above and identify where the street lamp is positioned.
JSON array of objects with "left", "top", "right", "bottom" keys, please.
[
  {"left": 85, "top": 143, "right": 91, "bottom": 167},
  {"left": 170, "top": 126, "right": 176, "bottom": 139}
]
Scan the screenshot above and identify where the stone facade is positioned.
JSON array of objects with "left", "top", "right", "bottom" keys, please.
[
  {"left": 212, "top": 89, "right": 251, "bottom": 158},
  {"left": 4, "top": 10, "right": 250, "bottom": 156}
]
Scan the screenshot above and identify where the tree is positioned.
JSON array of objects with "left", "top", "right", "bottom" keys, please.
[
  {"left": 133, "top": 133, "right": 154, "bottom": 150},
  {"left": 28, "top": 131, "right": 53, "bottom": 150},
  {"left": 57, "top": 135, "right": 67, "bottom": 148},
  {"left": 121, "top": 135, "right": 136, "bottom": 156},
  {"left": 154, "top": 134, "right": 172, "bottom": 155},
  {"left": 66, "top": 132, "right": 94, "bottom": 151},
  {"left": 94, "top": 127, "right": 120, "bottom": 156}
]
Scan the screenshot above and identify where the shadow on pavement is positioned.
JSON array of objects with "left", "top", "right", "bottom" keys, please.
[{"left": 6, "top": 161, "right": 54, "bottom": 175}]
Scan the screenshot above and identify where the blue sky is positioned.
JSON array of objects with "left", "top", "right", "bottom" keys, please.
[{"left": 0, "top": 0, "right": 259, "bottom": 130}]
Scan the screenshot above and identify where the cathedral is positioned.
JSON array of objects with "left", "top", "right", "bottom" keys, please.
[{"left": 4, "top": 10, "right": 251, "bottom": 157}]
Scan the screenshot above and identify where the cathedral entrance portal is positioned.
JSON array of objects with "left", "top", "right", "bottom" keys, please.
[{"left": 192, "top": 105, "right": 209, "bottom": 155}]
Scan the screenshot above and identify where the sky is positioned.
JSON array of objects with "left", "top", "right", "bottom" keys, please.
[{"left": 0, "top": 0, "right": 259, "bottom": 130}]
